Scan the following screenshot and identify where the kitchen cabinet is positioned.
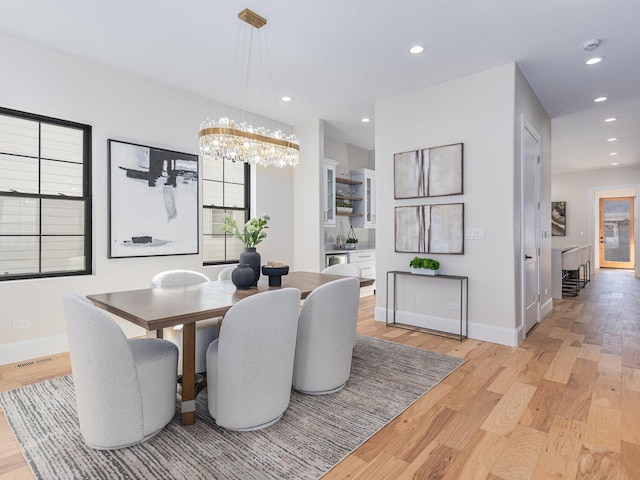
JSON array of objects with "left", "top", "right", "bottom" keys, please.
[
  {"left": 350, "top": 168, "right": 376, "bottom": 228},
  {"left": 348, "top": 249, "right": 375, "bottom": 296},
  {"left": 336, "top": 176, "right": 363, "bottom": 218},
  {"left": 323, "top": 159, "right": 338, "bottom": 226}
]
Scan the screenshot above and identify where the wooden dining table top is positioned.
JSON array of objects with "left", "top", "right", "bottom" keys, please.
[{"left": 87, "top": 271, "right": 375, "bottom": 332}]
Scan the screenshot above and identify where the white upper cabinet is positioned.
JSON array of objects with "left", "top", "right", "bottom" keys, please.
[
  {"left": 350, "top": 168, "right": 376, "bottom": 228},
  {"left": 323, "top": 159, "right": 338, "bottom": 226}
]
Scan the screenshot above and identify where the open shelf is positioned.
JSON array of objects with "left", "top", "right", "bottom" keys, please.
[{"left": 336, "top": 177, "right": 362, "bottom": 185}]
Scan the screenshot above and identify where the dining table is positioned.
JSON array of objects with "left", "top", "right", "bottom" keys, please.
[{"left": 87, "top": 271, "right": 375, "bottom": 425}]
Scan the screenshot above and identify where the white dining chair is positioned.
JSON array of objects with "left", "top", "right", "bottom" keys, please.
[
  {"left": 217, "top": 265, "right": 236, "bottom": 281},
  {"left": 63, "top": 293, "right": 178, "bottom": 450},
  {"left": 561, "top": 247, "right": 582, "bottom": 296},
  {"left": 293, "top": 277, "right": 360, "bottom": 394},
  {"left": 150, "top": 270, "right": 218, "bottom": 376},
  {"left": 206, "top": 288, "right": 301, "bottom": 431},
  {"left": 321, "top": 263, "right": 361, "bottom": 277}
]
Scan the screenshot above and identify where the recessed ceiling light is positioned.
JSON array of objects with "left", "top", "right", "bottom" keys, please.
[
  {"left": 581, "top": 39, "right": 601, "bottom": 51},
  {"left": 409, "top": 45, "right": 425, "bottom": 55},
  {"left": 594, "top": 96, "right": 608, "bottom": 103},
  {"left": 585, "top": 56, "right": 605, "bottom": 65},
  {"left": 360, "top": 118, "right": 371, "bottom": 123},
  {"left": 605, "top": 117, "right": 617, "bottom": 122},
  {"left": 280, "top": 96, "right": 292, "bottom": 102},
  {"left": 611, "top": 162, "right": 620, "bottom": 166},
  {"left": 609, "top": 152, "right": 618, "bottom": 156},
  {"left": 607, "top": 137, "right": 618, "bottom": 142}
]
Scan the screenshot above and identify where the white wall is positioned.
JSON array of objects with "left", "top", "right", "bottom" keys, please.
[
  {"left": 0, "top": 33, "right": 295, "bottom": 364},
  {"left": 374, "top": 64, "right": 551, "bottom": 346}
]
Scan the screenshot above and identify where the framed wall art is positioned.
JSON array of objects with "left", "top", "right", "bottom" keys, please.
[
  {"left": 551, "top": 201, "right": 566, "bottom": 236},
  {"left": 394, "top": 143, "right": 463, "bottom": 199},
  {"left": 108, "top": 139, "right": 199, "bottom": 258},
  {"left": 395, "top": 203, "right": 464, "bottom": 254}
]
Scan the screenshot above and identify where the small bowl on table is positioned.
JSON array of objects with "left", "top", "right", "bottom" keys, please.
[{"left": 261, "top": 265, "right": 289, "bottom": 287}]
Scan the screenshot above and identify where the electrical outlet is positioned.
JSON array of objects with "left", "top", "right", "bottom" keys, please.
[
  {"left": 449, "top": 302, "right": 461, "bottom": 311},
  {"left": 11, "top": 319, "right": 29, "bottom": 330}
]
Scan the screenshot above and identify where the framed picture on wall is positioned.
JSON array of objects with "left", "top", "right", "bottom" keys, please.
[
  {"left": 394, "top": 143, "right": 463, "bottom": 199},
  {"left": 395, "top": 203, "right": 464, "bottom": 254},
  {"left": 108, "top": 139, "right": 199, "bottom": 258},
  {"left": 552, "top": 201, "right": 566, "bottom": 236}
]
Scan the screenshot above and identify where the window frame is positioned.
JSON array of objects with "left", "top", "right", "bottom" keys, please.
[
  {"left": 0, "top": 106, "right": 92, "bottom": 281},
  {"left": 202, "top": 160, "right": 250, "bottom": 265}
]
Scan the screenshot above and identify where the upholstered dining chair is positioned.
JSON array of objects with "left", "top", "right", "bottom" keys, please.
[
  {"left": 206, "top": 287, "right": 302, "bottom": 431},
  {"left": 292, "top": 277, "right": 360, "bottom": 394},
  {"left": 321, "top": 263, "right": 362, "bottom": 277},
  {"left": 150, "top": 270, "right": 218, "bottom": 376},
  {"left": 63, "top": 293, "right": 178, "bottom": 450},
  {"left": 217, "top": 265, "right": 236, "bottom": 281}
]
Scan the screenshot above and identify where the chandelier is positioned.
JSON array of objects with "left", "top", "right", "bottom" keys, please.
[{"left": 199, "top": 9, "right": 300, "bottom": 168}]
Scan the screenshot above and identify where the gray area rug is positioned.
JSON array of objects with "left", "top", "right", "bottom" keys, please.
[{"left": 0, "top": 335, "right": 465, "bottom": 479}]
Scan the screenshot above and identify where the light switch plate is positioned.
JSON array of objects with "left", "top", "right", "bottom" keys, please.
[{"left": 465, "top": 228, "right": 485, "bottom": 240}]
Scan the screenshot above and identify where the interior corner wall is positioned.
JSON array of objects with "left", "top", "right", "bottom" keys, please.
[
  {"left": 374, "top": 64, "right": 521, "bottom": 346},
  {"left": 0, "top": 32, "right": 295, "bottom": 365},
  {"left": 514, "top": 65, "right": 553, "bottom": 328},
  {"left": 292, "top": 119, "right": 324, "bottom": 271}
]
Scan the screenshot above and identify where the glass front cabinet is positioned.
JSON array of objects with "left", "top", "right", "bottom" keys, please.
[
  {"left": 350, "top": 168, "right": 376, "bottom": 228},
  {"left": 323, "top": 159, "right": 338, "bottom": 226}
]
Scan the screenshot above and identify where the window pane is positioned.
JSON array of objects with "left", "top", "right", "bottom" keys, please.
[
  {"left": 41, "top": 159, "right": 83, "bottom": 196},
  {"left": 227, "top": 237, "right": 243, "bottom": 259},
  {"left": 226, "top": 159, "right": 245, "bottom": 184},
  {"left": 42, "top": 236, "right": 86, "bottom": 273},
  {"left": 203, "top": 235, "right": 225, "bottom": 262},
  {"left": 0, "top": 154, "right": 39, "bottom": 194},
  {"left": 0, "top": 236, "right": 39, "bottom": 275},
  {"left": 41, "top": 199, "right": 84, "bottom": 235},
  {"left": 0, "top": 196, "right": 39, "bottom": 234},
  {"left": 0, "top": 114, "right": 38, "bottom": 157},
  {"left": 41, "top": 123, "right": 83, "bottom": 162},
  {"left": 202, "top": 157, "right": 223, "bottom": 181},
  {"left": 225, "top": 183, "right": 245, "bottom": 208},
  {"left": 203, "top": 179, "right": 223, "bottom": 206}
]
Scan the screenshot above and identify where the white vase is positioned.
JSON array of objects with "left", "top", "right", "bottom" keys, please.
[{"left": 410, "top": 267, "right": 439, "bottom": 276}]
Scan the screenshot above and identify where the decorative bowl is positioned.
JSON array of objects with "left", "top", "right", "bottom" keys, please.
[{"left": 261, "top": 265, "right": 289, "bottom": 287}]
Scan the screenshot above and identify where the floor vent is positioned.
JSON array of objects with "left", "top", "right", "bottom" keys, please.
[{"left": 14, "top": 356, "right": 57, "bottom": 369}]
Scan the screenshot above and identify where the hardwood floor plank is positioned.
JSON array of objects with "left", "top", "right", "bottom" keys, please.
[
  {"left": 576, "top": 445, "right": 620, "bottom": 480},
  {"left": 490, "top": 424, "right": 547, "bottom": 480},
  {"left": 480, "top": 382, "right": 536, "bottom": 436}
]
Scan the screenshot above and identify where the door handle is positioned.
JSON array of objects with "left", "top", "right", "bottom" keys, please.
[{"left": 525, "top": 255, "right": 532, "bottom": 259}]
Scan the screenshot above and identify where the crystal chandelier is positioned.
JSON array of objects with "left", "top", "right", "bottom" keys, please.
[{"left": 199, "top": 9, "right": 300, "bottom": 168}]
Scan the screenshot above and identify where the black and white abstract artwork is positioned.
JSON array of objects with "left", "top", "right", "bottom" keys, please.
[
  {"left": 394, "top": 143, "right": 463, "bottom": 199},
  {"left": 551, "top": 201, "right": 566, "bottom": 236},
  {"left": 395, "top": 203, "right": 464, "bottom": 254},
  {"left": 108, "top": 140, "right": 199, "bottom": 258}
]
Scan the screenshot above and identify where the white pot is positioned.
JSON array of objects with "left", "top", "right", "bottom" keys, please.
[
  {"left": 336, "top": 206, "right": 352, "bottom": 214},
  {"left": 410, "top": 267, "right": 439, "bottom": 276}
]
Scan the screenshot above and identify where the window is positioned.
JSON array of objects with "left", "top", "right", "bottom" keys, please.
[
  {"left": 0, "top": 107, "right": 91, "bottom": 280},
  {"left": 202, "top": 157, "right": 249, "bottom": 264}
]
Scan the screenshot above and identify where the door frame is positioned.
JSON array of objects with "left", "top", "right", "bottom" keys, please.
[
  {"left": 598, "top": 196, "right": 636, "bottom": 269},
  {"left": 520, "top": 117, "right": 541, "bottom": 341},
  {"left": 589, "top": 186, "right": 640, "bottom": 278}
]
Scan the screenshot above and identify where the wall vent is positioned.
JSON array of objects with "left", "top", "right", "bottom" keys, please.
[{"left": 14, "top": 356, "right": 57, "bottom": 369}]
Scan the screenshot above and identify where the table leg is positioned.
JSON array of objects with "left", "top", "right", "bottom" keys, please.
[{"left": 181, "top": 322, "right": 196, "bottom": 425}]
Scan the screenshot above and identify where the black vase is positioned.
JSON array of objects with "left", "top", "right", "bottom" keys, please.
[
  {"left": 239, "top": 247, "right": 261, "bottom": 286},
  {"left": 231, "top": 264, "right": 255, "bottom": 289}
]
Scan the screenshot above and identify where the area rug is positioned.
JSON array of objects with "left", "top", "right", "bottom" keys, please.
[{"left": 0, "top": 335, "right": 465, "bottom": 479}]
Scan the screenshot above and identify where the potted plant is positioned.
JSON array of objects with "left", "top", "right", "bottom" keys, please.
[
  {"left": 222, "top": 214, "right": 270, "bottom": 286},
  {"left": 336, "top": 201, "right": 352, "bottom": 215},
  {"left": 409, "top": 256, "right": 440, "bottom": 275},
  {"left": 345, "top": 226, "right": 358, "bottom": 250}
]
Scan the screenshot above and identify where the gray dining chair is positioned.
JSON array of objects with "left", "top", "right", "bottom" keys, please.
[
  {"left": 150, "top": 270, "right": 218, "bottom": 376},
  {"left": 292, "top": 277, "right": 360, "bottom": 394},
  {"left": 217, "top": 265, "right": 236, "bottom": 281},
  {"left": 63, "top": 293, "right": 178, "bottom": 449},
  {"left": 206, "top": 288, "right": 302, "bottom": 431},
  {"left": 321, "top": 263, "right": 361, "bottom": 277}
]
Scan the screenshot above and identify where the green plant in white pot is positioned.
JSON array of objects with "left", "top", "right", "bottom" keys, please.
[{"left": 409, "top": 257, "right": 440, "bottom": 275}]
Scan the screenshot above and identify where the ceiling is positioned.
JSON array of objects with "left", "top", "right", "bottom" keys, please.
[{"left": 1, "top": 0, "right": 639, "bottom": 174}]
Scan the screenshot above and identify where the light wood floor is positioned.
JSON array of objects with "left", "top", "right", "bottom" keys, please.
[{"left": 1, "top": 269, "right": 639, "bottom": 479}]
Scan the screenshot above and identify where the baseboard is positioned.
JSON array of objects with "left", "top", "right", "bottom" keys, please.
[
  {"left": 541, "top": 297, "right": 553, "bottom": 320},
  {"left": 0, "top": 321, "right": 146, "bottom": 366},
  {"left": 374, "top": 306, "right": 520, "bottom": 347}
]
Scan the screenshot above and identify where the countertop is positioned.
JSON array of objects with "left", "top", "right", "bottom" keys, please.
[{"left": 325, "top": 245, "right": 375, "bottom": 255}]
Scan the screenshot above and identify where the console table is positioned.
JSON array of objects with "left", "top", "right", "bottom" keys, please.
[{"left": 386, "top": 270, "right": 468, "bottom": 341}]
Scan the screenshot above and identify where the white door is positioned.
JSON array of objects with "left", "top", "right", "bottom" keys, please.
[{"left": 523, "top": 122, "right": 540, "bottom": 334}]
